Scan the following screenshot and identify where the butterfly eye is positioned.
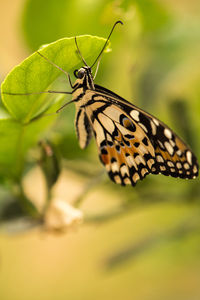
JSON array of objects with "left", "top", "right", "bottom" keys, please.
[{"left": 77, "top": 68, "right": 85, "bottom": 79}]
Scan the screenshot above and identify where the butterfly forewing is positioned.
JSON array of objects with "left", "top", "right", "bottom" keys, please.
[{"left": 76, "top": 86, "right": 198, "bottom": 186}]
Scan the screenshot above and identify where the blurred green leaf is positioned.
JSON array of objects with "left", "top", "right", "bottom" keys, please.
[{"left": 39, "top": 140, "right": 60, "bottom": 191}]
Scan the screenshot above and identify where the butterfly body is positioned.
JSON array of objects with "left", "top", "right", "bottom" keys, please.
[{"left": 71, "top": 66, "right": 199, "bottom": 186}]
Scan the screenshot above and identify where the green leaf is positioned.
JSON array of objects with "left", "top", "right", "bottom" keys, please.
[{"left": 1, "top": 35, "right": 109, "bottom": 123}]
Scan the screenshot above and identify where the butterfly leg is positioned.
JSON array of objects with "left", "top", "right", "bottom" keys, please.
[
  {"left": 2, "top": 90, "right": 72, "bottom": 96},
  {"left": 37, "top": 51, "right": 74, "bottom": 89}
]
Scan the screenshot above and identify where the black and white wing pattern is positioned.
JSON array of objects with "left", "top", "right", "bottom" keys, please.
[{"left": 79, "top": 86, "right": 199, "bottom": 186}]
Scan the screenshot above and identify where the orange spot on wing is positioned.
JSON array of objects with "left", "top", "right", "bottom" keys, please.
[
  {"left": 123, "top": 119, "right": 132, "bottom": 128},
  {"left": 101, "top": 154, "right": 109, "bottom": 164},
  {"left": 175, "top": 137, "right": 187, "bottom": 151}
]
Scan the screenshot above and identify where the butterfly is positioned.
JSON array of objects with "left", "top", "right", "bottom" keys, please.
[
  {"left": 62, "top": 21, "right": 198, "bottom": 186},
  {"left": 5, "top": 21, "right": 199, "bottom": 186}
]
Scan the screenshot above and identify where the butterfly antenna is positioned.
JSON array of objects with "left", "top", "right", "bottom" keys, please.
[
  {"left": 75, "top": 37, "right": 89, "bottom": 67},
  {"left": 91, "top": 20, "right": 123, "bottom": 69},
  {"left": 93, "top": 58, "right": 101, "bottom": 80}
]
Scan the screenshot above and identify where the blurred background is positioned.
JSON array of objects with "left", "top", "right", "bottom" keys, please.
[{"left": 0, "top": 0, "right": 200, "bottom": 299}]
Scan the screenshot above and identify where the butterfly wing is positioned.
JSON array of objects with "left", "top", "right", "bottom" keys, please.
[
  {"left": 75, "top": 108, "right": 92, "bottom": 149},
  {"left": 83, "top": 87, "right": 199, "bottom": 186}
]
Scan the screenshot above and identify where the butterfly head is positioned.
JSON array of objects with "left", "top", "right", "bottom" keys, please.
[
  {"left": 73, "top": 66, "right": 95, "bottom": 90},
  {"left": 74, "top": 66, "right": 92, "bottom": 79}
]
